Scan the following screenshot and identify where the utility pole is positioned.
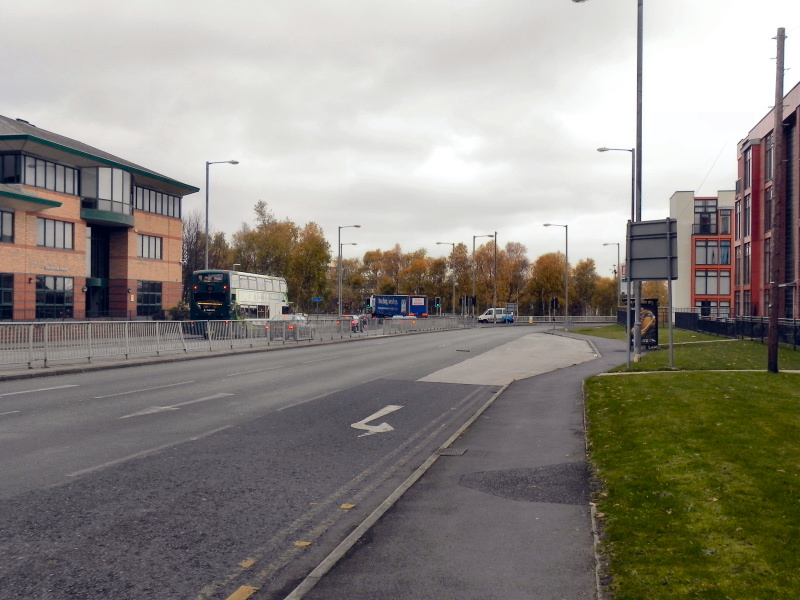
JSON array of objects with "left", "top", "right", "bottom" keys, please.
[{"left": 767, "top": 27, "right": 786, "bottom": 373}]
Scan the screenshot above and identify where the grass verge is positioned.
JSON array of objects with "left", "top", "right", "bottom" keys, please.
[{"left": 584, "top": 334, "right": 800, "bottom": 598}]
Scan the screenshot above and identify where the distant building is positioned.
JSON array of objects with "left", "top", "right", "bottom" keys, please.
[
  {"left": 0, "top": 115, "right": 198, "bottom": 320},
  {"left": 734, "top": 80, "right": 800, "bottom": 318},
  {"left": 670, "top": 191, "right": 734, "bottom": 316}
]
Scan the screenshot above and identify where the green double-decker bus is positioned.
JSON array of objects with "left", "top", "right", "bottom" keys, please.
[{"left": 190, "top": 269, "right": 289, "bottom": 321}]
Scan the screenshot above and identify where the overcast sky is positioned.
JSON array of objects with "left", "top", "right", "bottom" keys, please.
[{"left": 2, "top": 1, "right": 798, "bottom": 277}]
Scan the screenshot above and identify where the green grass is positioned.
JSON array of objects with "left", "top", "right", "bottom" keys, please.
[
  {"left": 575, "top": 324, "right": 800, "bottom": 372},
  {"left": 584, "top": 337, "right": 800, "bottom": 599}
]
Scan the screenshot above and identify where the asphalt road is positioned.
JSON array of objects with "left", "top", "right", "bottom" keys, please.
[{"left": 0, "top": 325, "right": 563, "bottom": 600}]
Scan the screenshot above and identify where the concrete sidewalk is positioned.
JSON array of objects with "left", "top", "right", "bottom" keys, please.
[{"left": 290, "top": 333, "right": 628, "bottom": 600}]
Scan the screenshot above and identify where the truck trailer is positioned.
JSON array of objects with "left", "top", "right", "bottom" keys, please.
[{"left": 370, "top": 294, "right": 428, "bottom": 318}]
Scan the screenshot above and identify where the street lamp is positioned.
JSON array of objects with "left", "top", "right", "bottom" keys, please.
[
  {"left": 583, "top": 0, "right": 644, "bottom": 360},
  {"left": 472, "top": 234, "right": 494, "bottom": 316},
  {"left": 437, "top": 242, "right": 456, "bottom": 316},
  {"left": 338, "top": 225, "right": 360, "bottom": 316},
  {"left": 544, "top": 224, "right": 568, "bottom": 328},
  {"left": 603, "top": 242, "right": 621, "bottom": 307},
  {"left": 205, "top": 160, "right": 239, "bottom": 270}
]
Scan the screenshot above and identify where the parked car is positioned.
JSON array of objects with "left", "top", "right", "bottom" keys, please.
[{"left": 477, "top": 308, "right": 514, "bottom": 323}]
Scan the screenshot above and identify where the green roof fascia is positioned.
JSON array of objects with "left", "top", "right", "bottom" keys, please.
[
  {"left": 1, "top": 134, "right": 201, "bottom": 195},
  {"left": 0, "top": 187, "right": 62, "bottom": 208},
  {"left": 80, "top": 207, "right": 135, "bottom": 228}
]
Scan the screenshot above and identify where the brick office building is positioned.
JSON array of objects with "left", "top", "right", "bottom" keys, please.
[
  {"left": 670, "top": 190, "right": 734, "bottom": 316},
  {"left": 734, "top": 80, "right": 799, "bottom": 318},
  {"left": 0, "top": 115, "right": 198, "bottom": 320}
]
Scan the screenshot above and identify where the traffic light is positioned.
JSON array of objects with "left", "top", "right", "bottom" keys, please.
[
  {"left": 365, "top": 297, "right": 371, "bottom": 308},
  {"left": 435, "top": 297, "right": 441, "bottom": 308}
]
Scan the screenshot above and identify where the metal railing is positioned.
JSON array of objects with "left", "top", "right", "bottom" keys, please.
[{"left": 0, "top": 316, "right": 472, "bottom": 370}]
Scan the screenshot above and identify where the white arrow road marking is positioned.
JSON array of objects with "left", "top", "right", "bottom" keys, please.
[
  {"left": 119, "top": 393, "right": 233, "bottom": 419},
  {"left": 351, "top": 405, "right": 404, "bottom": 437}
]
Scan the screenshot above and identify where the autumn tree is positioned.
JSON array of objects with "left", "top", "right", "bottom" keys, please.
[
  {"left": 571, "top": 258, "right": 599, "bottom": 316},
  {"left": 528, "top": 252, "right": 567, "bottom": 316}
]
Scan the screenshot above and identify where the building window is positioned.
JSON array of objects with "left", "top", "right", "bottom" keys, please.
[
  {"left": 0, "top": 273, "right": 12, "bottom": 320},
  {"left": 765, "top": 133, "right": 774, "bottom": 181},
  {"left": 735, "top": 291, "right": 741, "bottom": 316},
  {"left": 720, "top": 240, "right": 730, "bottom": 265},
  {"left": 36, "top": 218, "right": 74, "bottom": 249},
  {"left": 720, "top": 209, "right": 731, "bottom": 235},
  {"left": 8, "top": 154, "right": 79, "bottom": 194},
  {"left": 137, "top": 280, "right": 162, "bottom": 317},
  {"left": 81, "top": 167, "right": 132, "bottom": 214},
  {"left": 764, "top": 238, "right": 771, "bottom": 282},
  {"left": 744, "top": 147, "right": 752, "bottom": 189},
  {"left": 134, "top": 186, "right": 182, "bottom": 219},
  {"left": 693, "top": 199, "right": 717, "bottom": 234},
  {"left": 764, "top": 187, "right": 773, "bottom": 232},
  {"left": 695, "top": 270, "right": 718, "bottom": 295},
  {"left": 743, "top": 290, "right": 751, "bottom": 316},
  {"left": 735, "top": 201, "right": 741, "bottom": 240},
  {"left": 735, "top": 246, "right": 742, "bottom": 286},
  {"left": 137, "top": 234, "right": 162, "bottom": 260},
  {"left": 36, "top": 276, "right": 74, "bottom": 319},
  {"left": 0, "top": 209, "right": 13, "bottom": 243},
  {"left": 696, "top": 240, "right": 721, "bottom": 265},
  {"left": 744, "top": 195, "right": 751, "bottom": 238},
  {"left": 719, "top": 271, "right": 731, "bottom": 295},
  {"left": 744, "top": 243, "right": 751, "bottom": 285}
]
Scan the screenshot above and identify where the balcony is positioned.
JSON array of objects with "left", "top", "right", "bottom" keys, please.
[{"left": 692, "top": 223, "right": 718, "bottom": 235}]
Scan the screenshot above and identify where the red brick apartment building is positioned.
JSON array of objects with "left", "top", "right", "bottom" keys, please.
[
  {"left": 734, "top": 80, "right": 800, "bottom": 318},
  {"left": 670, "top": 190, "right": 734, "bottom": 316},
  {"left": 0, "top": 115, "right": 198, "bottom": 320}
]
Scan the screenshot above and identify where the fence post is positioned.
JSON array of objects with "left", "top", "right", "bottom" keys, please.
[
  {"left": 156, "top": 320, "right": 162, "bottom": 355},
  {"left": 87, "top": 321, "right": 93, "bottom": 363},
  {"left": 125, "top": 321, "right": 130, "bottom": 359},
  {"left": 43, "top": 323, "right": 49, "bottom": 368},
  {"left": 27, "top": 323, "right": 34, "bottom": 369}
]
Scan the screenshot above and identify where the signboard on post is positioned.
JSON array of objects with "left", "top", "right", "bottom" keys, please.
[{"left": 627, "top": 218, "right": 678, "bottom": 281}]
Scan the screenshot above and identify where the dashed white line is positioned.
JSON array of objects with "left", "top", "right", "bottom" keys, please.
[
  {"left": 94, "top": 381, "right": 194, "bottom": 399},
  {"left": 0, "top": 384, "right": 78, "bottom": 398}
]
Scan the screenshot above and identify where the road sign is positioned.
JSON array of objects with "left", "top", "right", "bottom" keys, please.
[{"left": 311, "top": 297, "right": 323, "bottom": 302}]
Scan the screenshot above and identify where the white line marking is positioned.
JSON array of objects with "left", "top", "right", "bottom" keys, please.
[
  {"left": 94, "top": 381, "right": 194, "bottom": 399},
  {"left": 65, "top": 426, "right": 232, "bottom": 477},
  {"left": 0, "top": 384, "right": 78, "bottom": 398},
  {"left": 228, "top": 366, "right": 284, "bottom": 376},
  {"left": 119, "top": 393, "right": 233, "bottom": 419},
  {"left": 351, "top": 405, "right": 404, "bottom": 437},
  {"left": 302, "top": 358, "right": 329, "bottom": 365},
  {"left": 0, "top": 410, "right": 21, "bottom": 417}
]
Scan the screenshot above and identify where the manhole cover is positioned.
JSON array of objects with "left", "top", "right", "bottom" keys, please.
[{"left": 437, "top": 447, "right": 468, "bottom": 456}]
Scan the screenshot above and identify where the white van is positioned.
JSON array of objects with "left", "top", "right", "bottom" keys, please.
[{"left": 477, "top": 307, "right": 514, "bottom": 323}]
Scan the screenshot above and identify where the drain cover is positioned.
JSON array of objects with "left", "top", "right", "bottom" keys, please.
[{"left": 437, "top": 447, "right": 468, "bottom": 456}]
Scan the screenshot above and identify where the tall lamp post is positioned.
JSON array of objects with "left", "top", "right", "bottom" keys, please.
[
  {"left": 204, "top": 160, "right": 239, "bottom": 270},
  {"left": 437, "top": 242, "right": 456, "bottom": 315},
  {"left": 603, "top": 242, "right": 621, "bottom": 308},
  {"left": 544, "top": 224, "right": 568, "bottom": 328},
  {"left": 338, "top": 225, "right": 360, "bottom": 316},
  {"left": 581, "top": 0, "right": 644, "bottom": 360},
  {"left": 472, "top": 233, "right": 494, "bottom": 316}
]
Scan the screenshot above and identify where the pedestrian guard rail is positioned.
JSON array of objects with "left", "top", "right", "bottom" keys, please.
[{"left": 0, "top": 316, "right": 468, "bottom": 370}]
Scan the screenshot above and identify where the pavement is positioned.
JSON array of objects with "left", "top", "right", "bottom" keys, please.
[{"left": 286, "top": 331, "right": 629, "bottom": 600}]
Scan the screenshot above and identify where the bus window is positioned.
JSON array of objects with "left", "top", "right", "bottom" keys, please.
[
  {"left": 198, "top": 273, "right": 224, "bottom": 283},
  {"left": 230, "top": 273, "right": 240, "bottom": 288}
]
